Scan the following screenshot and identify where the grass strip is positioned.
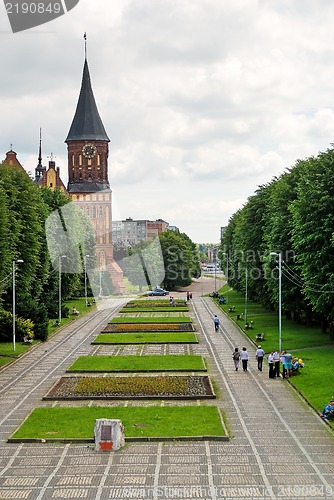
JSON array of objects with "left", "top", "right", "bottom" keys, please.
[
  {"left": 109, "top": 316, "right": 191, "bottom": 324},
  {"left": 67, "top": 355, "right": 206, "bottom": 372},
  {"left": 287, "top": 347, "right": 334, "bottom": 420},
  {"left": 11, "top": 406, "right": 225, "bottom": 439},
  {"left": 92, "top": 333, "right": 198, "bottom": 344}
]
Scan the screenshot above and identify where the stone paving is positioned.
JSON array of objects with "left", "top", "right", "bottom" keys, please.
[{"left": 0, "top": 289, "right": 333, "bottom": 499}]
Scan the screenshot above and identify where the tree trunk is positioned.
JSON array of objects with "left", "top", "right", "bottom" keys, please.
[{"left": 329, "top": 322, "right": 334, "bottom": 341}]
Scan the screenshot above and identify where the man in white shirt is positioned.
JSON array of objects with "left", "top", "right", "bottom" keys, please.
[
  {"left": 255, "top": 345, "right": 265, "bottom": 371},
  {"left": 273, "top": 350, "right": 280, "bottom": 378}
]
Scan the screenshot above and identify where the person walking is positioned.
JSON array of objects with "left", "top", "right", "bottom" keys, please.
[
  {"left": 256, "top": 345, "right": 265, "bottom": 371},
  {"left": 273, "top": 350, "right": 280, "bottom": 378},
  {"left": 268, "top": 351, "right": 275, "bottom": 378},
  {"left": 232, "top": 347, "right": 240, "bottom": 371},
  {"left": 240, "top": 347, "right": 249, "bottom": 372},
  {"left": 213, "top": 315, "right": 220, "bottom": 332}
]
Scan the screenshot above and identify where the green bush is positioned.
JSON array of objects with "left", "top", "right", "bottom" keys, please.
[{"left": 0, "top": 309, "right": 34, "bottom": 342}]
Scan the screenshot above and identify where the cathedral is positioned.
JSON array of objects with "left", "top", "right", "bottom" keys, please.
[
  {"left": 64, "top": 52, "right": 124, "bottom": 293},
  {"left": 3, "top": 48, "right": 124, "bottom": 294}
]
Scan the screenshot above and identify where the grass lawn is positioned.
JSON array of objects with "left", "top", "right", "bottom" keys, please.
[
  {"left": 92, "top": 333, "right": 198, "bottom": 344},
  {"left": 288, "top": 348, "right": 334, "bottom": 416},
  {"left": 119, "top": 307, "right": 189, "bottom": 313},
  {"left": 109, "top": 316, "right": 192, "bottom": 324},
  {"left": 11, "top": 406, "right": 226, "bottom": 440},
  {"left": 0, "top": 342, "right": 33, "bottom": 362},
  {"left": 67, "top": 355, "right": 206, "bottom": 372}
]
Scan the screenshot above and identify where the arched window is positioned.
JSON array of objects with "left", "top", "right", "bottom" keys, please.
[
  {"left": 99, "top": 206, "right": 103, "bottom": 218},
  {"left": 93, "top": 206, "right": 97, "bottom": 218}
]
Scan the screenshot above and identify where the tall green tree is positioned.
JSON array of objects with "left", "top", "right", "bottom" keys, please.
[
  {"left": 159, "top": 230, "right": 200, "bottom": 289},
  {"left": 290, "top": 149, "right": 334, "bottom": 332}
]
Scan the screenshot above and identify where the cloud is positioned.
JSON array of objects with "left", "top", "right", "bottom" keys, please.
[{"left": 1, "top": 0, "right": 334, "bottom": 242}]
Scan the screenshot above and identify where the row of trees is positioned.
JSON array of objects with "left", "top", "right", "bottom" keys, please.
[
  {"left": 220, "top": 147, "right": 334, "bottom": 338},
  {"left": 0, "top": 162, "right": 200, "bottom": 342},
  {"left": 115, "top": 230, "right": 201, "bottom": 291},
  {"left": 0, "top": 163, "right": 95, "bottom": 342}
]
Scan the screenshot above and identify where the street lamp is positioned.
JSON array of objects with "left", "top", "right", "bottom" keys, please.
[
  {"left": 244, "top": 265, "right": 248, "bottom": 324},
  {"left": 84, "top": 254, "right": 90, "bottom": 307},
  {"left": 270, "top": 251, "right": 282, "bottom": 352},
  {"left": 222, "top": 252, "right": 229, "bottom": 305},
  {"left": 12, "top": 259, "right": 24, "bottom": 352},
  {"left": 58, "top": 255, "right": 66, "bottom": 324}
]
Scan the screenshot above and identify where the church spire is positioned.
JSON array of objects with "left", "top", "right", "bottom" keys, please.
[
  {"left": 38, "top": 127, "right": 42, "bottom": 166},
  {"left": 35, "top": 127, "right": 46, "bottom": 182},
  {"left": 65, "top": 42, "right": 109, "bottom": 143}
]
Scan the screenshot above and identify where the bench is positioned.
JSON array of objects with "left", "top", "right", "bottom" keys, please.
[{"left": 256, "top": 333, "right": 265, "bottom": 341}]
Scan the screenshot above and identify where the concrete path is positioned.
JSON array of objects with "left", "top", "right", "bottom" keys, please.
[{"left": 0, "top": 287, "right": 333, "bottom": 499}]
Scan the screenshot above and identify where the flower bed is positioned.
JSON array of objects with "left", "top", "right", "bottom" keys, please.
[
  {"left": 109, "top": 316, "right": 192, "bottom": 323},
  {"left": 43, "top": 375, "right": 215, "bottom": 400},
  {"left": 102, "top": 323, "right": 194, "bottom": 332}
]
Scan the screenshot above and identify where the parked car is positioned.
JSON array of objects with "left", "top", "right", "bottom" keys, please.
[{"left": 147, "top": 286, "right": 169, "bottom": 296}]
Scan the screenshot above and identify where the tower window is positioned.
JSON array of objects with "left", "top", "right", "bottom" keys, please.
[
  {"left": 99, "top": 206, "right": 103, "bottom": 218},
  {"left": 79, "top": 155, "right": 82, "bottom": 166},
  {"left": 93, "top": 206, "right": 97, "bottom": 218}
]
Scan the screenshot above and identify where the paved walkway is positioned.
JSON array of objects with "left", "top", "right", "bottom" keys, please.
[{"left": 0, "top": 288, "right": 333, "bottom": 499}]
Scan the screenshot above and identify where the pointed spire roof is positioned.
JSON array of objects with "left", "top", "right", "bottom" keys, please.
[{"left": 65, "top": 59, "right": 110, "bottom": 142}]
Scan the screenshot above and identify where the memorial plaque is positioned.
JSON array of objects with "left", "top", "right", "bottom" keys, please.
[
  {"left": 101, "top": 425, "right": 112, "bottom": 441},
  {"left": 94, "top": 418, "right": 125, "bottom": 452}
]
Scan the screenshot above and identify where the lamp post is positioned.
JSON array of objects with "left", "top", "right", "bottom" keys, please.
[
  {"left": 84, "top": 254, "right": 90, "bottom": 307},
  {"left": 58, "top": 255, "right": 66, "bottom": 324},
  {"left": 270, "top": 251, "right": 282, "bottom": 352},
  {"left": 99, "top": 269, "right": 102, "bottom": 298},
  {"left": 214, "top": 247, "right": 217, "bottom": 293},
  {"left": 12, "top": 259, "right": 24, "bottom": 352},
  {"left": 222, "top": 252, "right": 229, "bottom": 304},
  {"left": 244, "top": 265, "right": 248, "bottom": 323}
]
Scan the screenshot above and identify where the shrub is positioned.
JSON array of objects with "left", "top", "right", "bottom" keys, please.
[{"left": 0, "top": 309, "right": 34, "bottom": 342}]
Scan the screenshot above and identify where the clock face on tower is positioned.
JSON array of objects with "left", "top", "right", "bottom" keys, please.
[{"left": 82, "top": 143, "right": 97, "bottom": 159}]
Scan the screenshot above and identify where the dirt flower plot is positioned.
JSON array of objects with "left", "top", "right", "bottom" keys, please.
[{"left": 43, "top": 375, "right": 215, "bottom": 400}]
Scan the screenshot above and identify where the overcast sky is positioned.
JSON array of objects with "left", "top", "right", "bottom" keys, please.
[{"left": 1, "top": 0, "right": 334, "bottom": 243}]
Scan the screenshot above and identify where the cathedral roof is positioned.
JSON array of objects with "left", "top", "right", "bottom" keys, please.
[{"left": 65, "top": 59, "right": 110, "bottom": 142}]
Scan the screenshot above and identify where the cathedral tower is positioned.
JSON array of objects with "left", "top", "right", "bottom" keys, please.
[{"left": 65, "top": 51, "right": 124, "bottom": 293}]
